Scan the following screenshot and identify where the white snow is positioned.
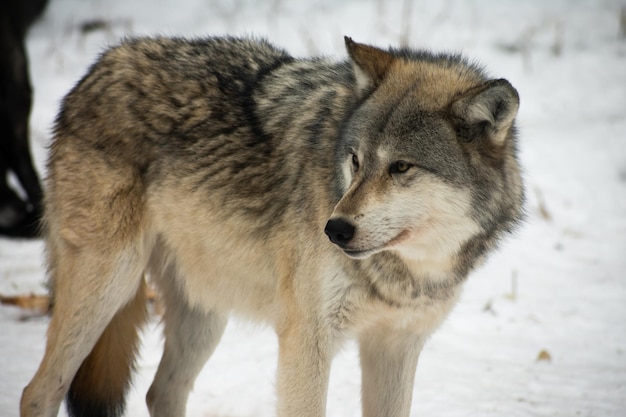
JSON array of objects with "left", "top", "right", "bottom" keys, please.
[{"left": 2, "top": 0, "right": 626, "bottom": 416}]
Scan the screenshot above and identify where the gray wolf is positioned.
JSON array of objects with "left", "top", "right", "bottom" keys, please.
[
  {"left": 0, "top": 0, "right": 47, "bottom": 238},
  {"left": 21, "top": 35, "right": 524, "bottom": 417}
]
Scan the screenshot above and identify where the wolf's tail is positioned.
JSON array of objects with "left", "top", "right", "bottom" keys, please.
[{"left": 66, "top": 280, "right": 149, "bottom": 417}]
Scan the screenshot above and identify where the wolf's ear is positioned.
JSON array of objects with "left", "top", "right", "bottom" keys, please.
[
  {"left": 450, "top": 79, "right": 519, "bottom": 146},
  {"left": 344, "top": 36, "right": 396, "bottom": 95}
]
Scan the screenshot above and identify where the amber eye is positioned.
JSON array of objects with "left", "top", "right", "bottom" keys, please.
[
  {"left": 390, "top": 160, "right": 412, "bottom": 174},
  {"left": 351, "top": 153, "right": 359, "bottom": 171}
]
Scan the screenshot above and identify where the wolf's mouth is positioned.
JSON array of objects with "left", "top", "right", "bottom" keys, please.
[
  {"left": 387, "top": 229, "right": 411, "bottom": 246},
  {"left": 341, "top": 229, "right": 411, "bottom": 259},
  {"left": 342, "top": 248, "right": 378, "bottom": 259}
]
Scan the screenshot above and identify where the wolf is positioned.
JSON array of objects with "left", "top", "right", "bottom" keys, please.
[
  {"left": 20, "top": 35, "right": 523, "bottom": 417},
  {"left": 0, "top": 0, "right": 47, "bottom": 238}
]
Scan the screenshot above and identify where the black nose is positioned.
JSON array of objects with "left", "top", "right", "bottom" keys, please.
[{"left": 324, "top": 218, "right": 355, "bottom": 247}]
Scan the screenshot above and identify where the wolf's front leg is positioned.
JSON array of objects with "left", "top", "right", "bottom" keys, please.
[
  {"left": 276, "top": 323, "right": 333, "bottom": 417},
  {"left": 359, "top": 328, "right": 423, "bottom": 417}
]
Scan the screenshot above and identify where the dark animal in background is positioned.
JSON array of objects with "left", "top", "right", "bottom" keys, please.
[{"left": 0, "top": 0, "right": 48, "bottom": 238}]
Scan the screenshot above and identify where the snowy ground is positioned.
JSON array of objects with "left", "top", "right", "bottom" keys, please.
[{"left": 2, "top": 0, "right": 626, "bottom": 416}]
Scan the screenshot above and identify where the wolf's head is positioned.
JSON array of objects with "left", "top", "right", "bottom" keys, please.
[{"left": 325, "top": 38, "right": 524, "bottom": 275}]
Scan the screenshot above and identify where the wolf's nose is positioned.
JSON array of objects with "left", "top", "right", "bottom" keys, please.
[{"left": 324, "top": 218, "right": 355, "bottom": 247}]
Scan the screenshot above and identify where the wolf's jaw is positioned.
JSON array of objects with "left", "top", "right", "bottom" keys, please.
[
  {"left": 342, "top": 248, "right": 378, "bottom": 259},
  {"left": 335, "top": 228, "right": 407, "bottom": 260},
  {"left": 340, "top": 228, "right": 411, "bottom": 260}
]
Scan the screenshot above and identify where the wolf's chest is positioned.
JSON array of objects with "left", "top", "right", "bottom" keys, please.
[{"left": 325, "top": 271, "right": 463, "bottom": 337}]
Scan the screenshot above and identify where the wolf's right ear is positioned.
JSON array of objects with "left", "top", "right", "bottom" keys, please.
[
  {"left": 344, "top": 36, "right": 396, "bottom": 95},
  {"left": 450, "top": 79, "right": 519, "bottom": 147}
]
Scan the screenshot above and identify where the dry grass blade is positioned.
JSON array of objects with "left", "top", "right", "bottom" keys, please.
[{"left": 0, "top": 293, "right": 50, "bottom": 314}]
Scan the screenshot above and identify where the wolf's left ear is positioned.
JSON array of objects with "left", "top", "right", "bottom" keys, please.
[
  {"left": 450, "top": 79, "right": 519, "bottom": 146},
  {"left": 344, "top": 36, "right": 396, "bottom": 95}
]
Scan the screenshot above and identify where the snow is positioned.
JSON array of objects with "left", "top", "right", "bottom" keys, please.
[{"left": 2, "top": 0, "right": 626, "bottom": 416}]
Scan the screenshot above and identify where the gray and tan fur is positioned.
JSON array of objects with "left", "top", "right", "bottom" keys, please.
[{"left": 21, "top": 36, "right": 524, "bottom": 417}]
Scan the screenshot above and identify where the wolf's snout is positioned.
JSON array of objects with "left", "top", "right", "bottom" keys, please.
[{"left": 324, "top": 218, "right": 355, "bottom": 247}]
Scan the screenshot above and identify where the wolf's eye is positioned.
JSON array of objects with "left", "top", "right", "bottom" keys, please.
[
  {"left": 351, "top": 153, "right": 359, "bottom": 171},
  {"left": 390, "top": 160, "right": 412, "bottom": 174}
]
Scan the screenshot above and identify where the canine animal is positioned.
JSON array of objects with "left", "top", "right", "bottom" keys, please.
[
  {"left": 0, "top": 0, "right": 47, "bottom": 238},
  {"left": 21, "top": 36, "right": 524, "bottom": 417}
]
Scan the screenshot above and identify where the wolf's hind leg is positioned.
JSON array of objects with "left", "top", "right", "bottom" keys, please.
[
  {"left": 20, "top": 242, "right": 149, "bottom": 417},
  {"left": 147, "top": 264, "right": 228, "bottom": 417}
]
